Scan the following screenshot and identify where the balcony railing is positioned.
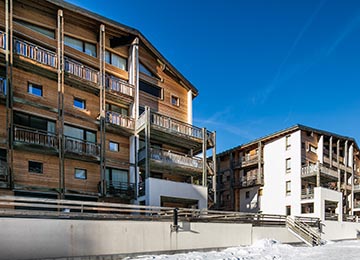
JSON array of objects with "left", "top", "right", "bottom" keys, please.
[
  {"left": 354, "top": 184, "right": 360, "bottom": 192},
  {"left": 0, "top": 31, "right": 5, "bottom": 49},
  {"left": 14, "top": 125, "right": 57, "bottom": 149},
  {"left": 14, "top": 38, "right": 57, "bottom": 68},
  {"left": 138, "top": 147, "right": 203, "bottom": 170},
  {"left": 106, "top": 111, "right": 134, "bottom": 130},
  {"left": 301, "top": 163, "right": 338, "bottom": 179},
  {"left": 64, "top": 136, "right": 100, "bottom": 157},
  {"left": 241, "top": 154, "right": 259, "bottom": 166},
  {"left": 240, "top": 175, "right": 260, "bottom": 187},
  {"left": 64, "top": 57, "right": 99, "bottom": 84},
  {"left": 325, "top": 213, "right": 338, "bottom": 221},
  {"left": 105, "top": 75, "right": 134, "bottom": 98},
  {"left": 0, "top": 161, "right": 8, "bottom": 182},
  {"left": 106, "top": 180, "right": 135, "bottom": 198},
  {"left": 151, "top": 112, "right": 203, "bottom": 139}
]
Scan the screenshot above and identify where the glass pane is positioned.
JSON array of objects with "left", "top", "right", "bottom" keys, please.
[
  {"left": 86, "top": 131, "right": 96, "bottom": 143},
  {"left": 109, "top": 142, "right": 118, "bottom": 151},
  {"left": 14, "top": 113, "right": 29, "bottom": 127},
  {"left": 30, "top": 116, "right": 47, "bottom": 131},
  {"left": 112, "top": 169, "right": 128, "bottom": 183},
  {"left": 75, "top": 168, "right": 86, "bottom": 179},
  {"left": 64, "top": 125, "right": 83, "bottom": 140},
  {"left": 64, "top": 36, "right": 83, "bottom": 52},
  {"left": 105, "top": 50, "right": 111, "bottom": 64},
  {"left": 74, "top": 98, "right": 85, "bottom": 109},
  {"left": 16, "top": 20, "right": 55, "bottom": 38},
  {"left": 28, "top": 84, "right": 42, "bottom": 96},
  {"left": 47, "top": 121, "right": 56, "bottom": 134},
  {"left": 85, "top": 42, "right": 96, "bottom": 57},
  {"left": 139, "top": 63, "right": 154, "bottom": 77},
  {"left": 111, "top": 53, "right": 126, "bottom": 70}
]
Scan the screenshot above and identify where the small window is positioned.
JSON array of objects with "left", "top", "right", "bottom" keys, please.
[
  {"left": 286, "top": 158, "right": 291, "bottom": 172},
  {"left": 139, "top": 80, "right": 162, "bottom": 99},
  {"left": 109, "top": 141, "right": 119, "bottom": 152},
  {"left": 286, "top": 205, "right": 291, "bottom": 216},
  {"left": 285, "top": 135, "right": 291, "bottom": 150},
  {"left": 245, "top": 191, "right": 250, "bottom": 199},
  {"left": 74, "top": 98, "right": 86, "bottom": 109},
  {"left": 309, "top": 144, "right": 317, "bottom": 153},
  {"left": 301, "top": 203, "right": 314, "bottom": 214},
  {"left": 286, "top": 181, "right": 291, "bottom": 196},
  {"left": 75, "top": 168, "right": 87, "bottom": 180},
  {"left": 28, "top": 83, "right": 42, "bottom": 97},
  {"left": 171, "top": 95, "right": 179, "bottom": 106},
  {"left": 28, "top": 161, "right": 43, "bottom": 174}
]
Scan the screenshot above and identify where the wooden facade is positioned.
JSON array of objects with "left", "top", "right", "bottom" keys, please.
[{"left": 0, "top": 0, "right": 216, "bottom": 207}]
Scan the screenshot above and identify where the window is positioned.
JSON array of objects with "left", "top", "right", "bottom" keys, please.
[
  {"left": 309, "top": 144, "right": 317, "bottom": 153},
  {"left": 286, "top": 181, "right": 291, "bottom": 196},
  {"left": 64, "top": 125, "right": 96, "bottom": 143},
  {"left": 171, "top": 95, "right": 179, "bottom": 106},
  {"left": 105, "top": 51, "right": 127, "bottom": 70},
  {"left": 139, "top": 62, "right": 155, "bottom": 77},
  {"left": 286, "top": 135, "right": 291, "bottom": 150},
  {"left": 106, "top": 168, "right": 128, "bottom": 191},
  {"left": 64, "top": 35, "right": 96, "bottom": 57},
  {"left": 139, "top": 80, "right": 162, "bottom": 99},
  {"left": 14, "top": 112, "right": 55, "bottom": 133},
  {"left": 301, "top": 203, "right": 314, "bottom": 214},
  {"left": 28, "top": 161, "right": 43, "bottom": 174},
  {"left": 109, "top": 141, "right": 119, "bottom": 152},
  {"left": 286, "top": 158, "right": 291, "bottom": 172},
  {"left": 74, "top": 98, "right": 86, "bottom": 110},
  {"left": 15, "top": 20, "right": 55, "bottom": 38},
  {"left": 75, "top": 168, "right": 87, "bottom": 180},
  {"left": 286, "top": 206, "right": 291, "bottom": 216},
  {"left": 106, "top": 103, "right": 128, "bottom": 116},
  {"left": 27, "top": 83, "right": 42, "bottom": 97},
  {"left": 245, "top": 191, "right": 250, "bottom": 199}
]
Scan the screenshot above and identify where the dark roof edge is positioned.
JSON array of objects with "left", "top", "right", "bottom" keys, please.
[
  {"left": 45, "top": 0, "right": 199, "bottom": 97},
  {"left": 218, "top": 124, "right": 359, "bottom": 157}
]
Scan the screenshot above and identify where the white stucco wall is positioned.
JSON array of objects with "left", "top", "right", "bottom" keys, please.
[
  {"left": 314, "top": 187, "right": 343, "bottom": 221},
  {"left": 261, "top": 130, "right": 302, "bottom": 216},
  {"left": 239, "top": 187, "right": 260, "bottom": 213},
  {"left": 147, "top": 178, "right": 208, "bottom": 209}
]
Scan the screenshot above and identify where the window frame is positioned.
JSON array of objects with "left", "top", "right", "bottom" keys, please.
[
  {"left": 74, "top": 168, "right": 87, "bottom": 180},
  {"left": 73, "top": 97, "right": 86, "bottom": 110},
  {"left": 285, "top": 135, "right": 291, "bottom": 150},
  {"left": 139, "top": 80, "right": 163, "bottom": 99},
  {"left": 28, "top": 161, "right": 43, "bottom": 174},
  {"left": 286, "top": 181, "right": 291, "bottom": 196},
  {"left": 286, "top": 158, "right": 291, "bottom": 173},
  {"left": 64, "top": 35, "right": 97, "bottom": 58},
  {"left": 171, "top": 95, "right": 180, "bottom": 107},
  {"left": 109, "top": 141, "right": 119, "bottom": 152},
  {"left": 105, "top": 50, "right": 127, "bottom": 71},
  {"left": 27, "top": 82, "right": 43, "bottom": 97}
]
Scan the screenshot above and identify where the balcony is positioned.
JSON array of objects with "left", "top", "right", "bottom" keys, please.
[
  {"left": 14, "top": 125, "right": 58, "bottom": 150},
  {"left": 105, "top": 111, "right": 134, "bottom": 135},
  {"left": 106, "top": 180, "right": 135, "bottom": 199},
  {"left": 301, "top": 163, "right": 339, "bottom": 180},
  {"left": 138, "top": 147, "right": 203, "bottom": 175},
  {"left": 301, "top": 187, "right": 314, "bottom": 200},
  {"left": 14, "top": 38, "right": 57, "bottom": 68},
  {"left": 64, "top": 136, "right": 100, "bottom": 159},
  {"left": 64, "top": 57, "right": 99, "bottom": 86},
  {"left": 241, "top": 154, "right": 259, "bottom": 167},
  {"left": 105, "top": 74, "right": 134, "bottom": 103}
]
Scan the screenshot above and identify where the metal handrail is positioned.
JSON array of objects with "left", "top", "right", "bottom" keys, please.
[{"left": 106, "top": 180, "right": 135, "bottom": 197}]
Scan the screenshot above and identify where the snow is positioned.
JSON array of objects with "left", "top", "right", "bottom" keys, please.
[{"left": 126, "top": 239, "right": 360, "bottom": 260}]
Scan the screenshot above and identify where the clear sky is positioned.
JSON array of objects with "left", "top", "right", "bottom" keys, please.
[{"left": 68, "top": 0, "right": 360, "bottom": 153}]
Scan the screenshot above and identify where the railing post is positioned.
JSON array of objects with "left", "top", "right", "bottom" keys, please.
[{"left": 171, "top": 208, "right": 179, "bottom": 232}]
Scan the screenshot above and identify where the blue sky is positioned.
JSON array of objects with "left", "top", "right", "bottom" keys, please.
[{"left": 68, "top": 0, "right": 360, "bottom": 153}]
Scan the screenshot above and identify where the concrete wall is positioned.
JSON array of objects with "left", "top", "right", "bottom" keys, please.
[
  {"left": 147, "top": 177, "right": 208, "bottom": 209},
  {"left": 322, "top": 220, "right": 360, "bottom": 241},
  {"left": 0, "top": 218, "right": 299, "bottom": 260}
]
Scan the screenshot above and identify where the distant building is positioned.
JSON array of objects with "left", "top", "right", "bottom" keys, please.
[
  {"left": 0, "top": 0, "right": 216, "bottom": 209},
  {"left": 217, "top": 125, "right": 360, "bottom": 221}
]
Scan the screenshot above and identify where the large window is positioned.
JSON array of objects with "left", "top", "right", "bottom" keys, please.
[
  {"left": 105, "top": 51, "right": 127, "bottom": 70},
  {"left": 139, "top": 63, "right": 155, "bottom": 77},
  {"left": 64, "top": 35, "right": 96, "bottom": 57},
  {"left": 14, "top": 112, "right": 55, "bottom": 133},
  {"left": 64, "top": 125, "right": 96, "bottom": 143},
  {"left": 139, "top": 80, "right": 162, "bottom": 99},
  {"left": 15, "top": 20, "right": 55, "bottom": 38}
]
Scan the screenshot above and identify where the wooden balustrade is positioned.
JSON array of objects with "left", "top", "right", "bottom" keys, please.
[
  {"left": 106, "top": 111, "right": 134, "bottom": 130},
  {"left": 105, "top": 75, "right": 134, "bottom": 97},
  {"left": 14, "top": 126, "right": 57, "bottom": 149},
  {"left": 64, "top": 57, "right": 99, "bottom": 84},
  {"left": 64, "top": 136, "right": 100, "bottom": 157}
]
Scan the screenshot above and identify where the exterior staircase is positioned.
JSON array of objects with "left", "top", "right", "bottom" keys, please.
[{"left": 286, "top": 216, "right": 322, "bottom": 246}]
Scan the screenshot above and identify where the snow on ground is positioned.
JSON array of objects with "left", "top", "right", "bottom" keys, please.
[{"left": 126, "top": 239, "right": 360, "bottom": 260}]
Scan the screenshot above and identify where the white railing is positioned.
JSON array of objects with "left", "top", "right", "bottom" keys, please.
[
  {"left": 105, "top": 75, "right": 134, "bottom": 98},
  {"left": 14, "top": 38, "right": 57, "bottom": 68},
  {"left": 64, "top": 57, "right": 99, "bottom": 84},
  {"left": 106, "top": 111, "right": 134, "bottom": 130},
  {"left": 301, "top": 164, "right": 318, "bottom": 176}
]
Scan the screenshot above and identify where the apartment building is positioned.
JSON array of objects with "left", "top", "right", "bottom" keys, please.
[
  {"left": 217, "top": 124, "right": 360, "bottom": 221},
  {"left": 0, "top": 0, "right": 216, "bottom": 209}
]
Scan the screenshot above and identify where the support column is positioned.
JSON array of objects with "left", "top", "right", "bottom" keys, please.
[
  {"left": 350, "top": 143, "right": 354, "bottom": 215},
  {"left": 317, "top": 135, "right": 324, "bottom": 164},
  {"left": 344, "top": 140, "right": 348, "bottom": 167},
  {"left": 337, "top": 140, "right": 340, "bottom": 191},
  {"left": 212, "top": 131, "right": 217, "bottom": 205},
  {"left": 187, "top": 90, "right": 193, "bottom": 125},
  {"left": 99, "top": 24, "right": 106, "bottom": 196},
  {"left": 202, "top": 128, "right": 207, "bottom": 186},
  {"left": 144, "top": 107, "right": 151, "bottom": 179},
  {"left": 329, "top": 136, "right": 333, "bottom": 167},
  {"left": 5, "top": 0, "right": 13, "bottom": 189},
  {"left": 316, "top": 162, "right": 320, "bottom": 187},
  {"left": 57, "top": 10, "right": 65, "bottom": 198},
  {"left": 257, "top": 141, "right": 262, "bottom": 184}
]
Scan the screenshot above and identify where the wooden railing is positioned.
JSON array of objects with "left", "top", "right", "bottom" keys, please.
[
  {"left": 151, "top": 112, "right": 203, "bottom": 139},
  {"left": 14, "top": 125, "right": 57, "bottom": 149},
  {"left": 0, "top": 196, "right": 321, "bottom": 227},
  {"left": 239, "top": 174, "right": 262, "bottom": 188},
  {"left": 301, "top": 163, "right": 338, "bottom": 179},
  {"left": 106, "top": 180, "right": 135, "bottom": 198},
  {"left": 14, "top": 38, "right": 57, "bottom": 68},
  {"left": 138, "top": 147, "right": 203, "bottom": 170},
  {"left": 241, "top": 154, "right": 259, "bottom": 166},
  {"left": 0, "top": 31, "right": 5, "bottom": 49},
  {"left": 105, "top": 75, "right": 134, "bottom": 98},
  {"left": 64, "top": 136, "right": 100, "bottom": 157},
  {"left": 106, "top": 111, "right": 134, "bottom": 130},
  {"left": 64, "top": 57, "right": 99, "bottom": 84}
]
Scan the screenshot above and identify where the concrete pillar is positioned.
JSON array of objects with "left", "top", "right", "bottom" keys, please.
[
  {"left": 187, "top": 90, "right": 193, "bottom": 125},
  {"left": 329, "top": 136, "right": 333, "bottom": 167},
  {"left": 257, "top": 142, "right": 262, "bottom": 183},
  {"left": 317, "top": 135, "right": 324, "bottom": 164}
]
